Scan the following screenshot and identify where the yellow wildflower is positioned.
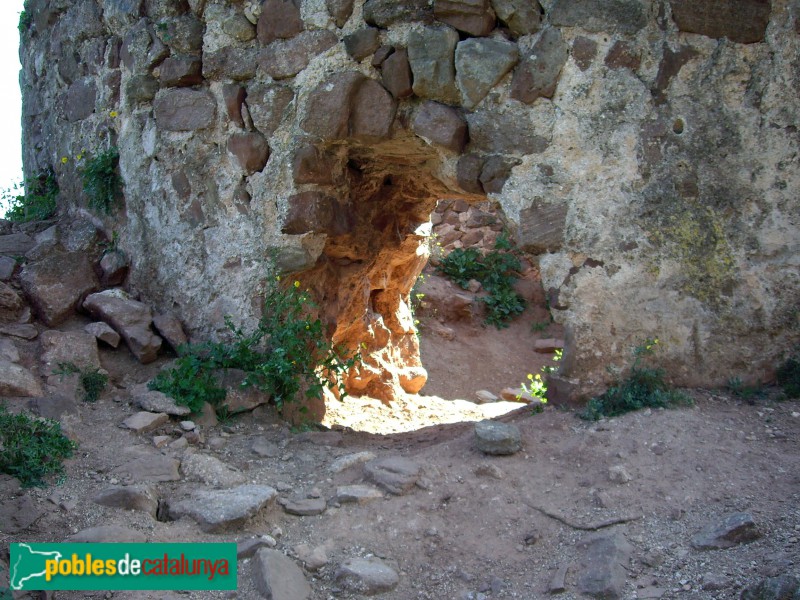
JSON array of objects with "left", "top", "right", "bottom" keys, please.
[
  {"left": 109, "top": 110, "right": 118, "bottom": 118},
  {"left": 294, "top": 281, "right": 300, "bottom": 288},
  {"left": 60, "top": 156, "right": 68, "bottom": 164}
]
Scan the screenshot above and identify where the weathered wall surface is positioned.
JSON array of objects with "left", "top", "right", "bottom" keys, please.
[{"left": 19, "top": 0, "right": 800, "bottom": 400}]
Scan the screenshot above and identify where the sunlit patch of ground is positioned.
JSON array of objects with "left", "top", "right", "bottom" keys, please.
[{"left": 322, "top": 392, "right": 525, "bottom": 434}]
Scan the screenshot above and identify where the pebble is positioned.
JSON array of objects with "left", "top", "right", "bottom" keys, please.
[{"left": 180, "top": 420, "right": 196, "bottom": 431}]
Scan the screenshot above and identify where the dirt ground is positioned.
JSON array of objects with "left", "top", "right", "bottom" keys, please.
[{"left": 2, "top": 271, "right": 799, "bottom": 600}]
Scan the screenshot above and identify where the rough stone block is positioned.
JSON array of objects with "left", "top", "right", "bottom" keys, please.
[
  {"left": 152, "top": 314, "right": 188, "bottom": 353},
  {"left": 120, "top": 18, "right": 169, "bottom": 71},
  {"left": 511, "top": 27, "right": 568, "bottom": 104},
  {"left": 99, "top": 250, "right": 129, "bottom": 286},
  {"left": 364, "top": 0, "right": 433, "bottom": 27},
  {"left": 159, "top": 56, "right": 203, "bottom": 87},
  {"left": 227, "top": 132, "right": 270, "bottom": 175},
  {"left": 434, "top": 0, "right": 496, "bottom": 36},
  {"left": 691, "top": 512, "right": 763, "bottom": 550},
  {"left": 467, "top": 107, "right": 549, "bottom": 156},
  {"left": 125, "top": 73, "right": 159, "bottom": 103},
  {"left": 258, "top": 30, "right": 338, "bottom": 80},
  {"left": 381, "top": 48, "right": 413, "bottom": 99},
  {"left": 344, "top": 27, "right": 381, "bottom": 61},
  {"left": 292, "top": 144, "right": 338, "bottom": 185},
  {"left": 0, "top": 281, "right": 23, "bottom": 324},
  {"left": 572, "top": 36, "right": 598, "bottom": 71},
  {"left": 222, "top": 13, "right": 256, "bottom": 41},
  {"left": 19, "top": 251, "right": 99, "bottom": 327},
  {"left": 491, "top": 0, "right": 542, "bottom": 37},
  {"left": 83, "top": 289, "right": 162, "bottom": 364},
  {"left": 257, "top": 0, "right": 304, "bottom": 45},
  {"left": 518, "top": 199, "right": 567, "bottom": 253},
  {"left": 168, "top": 485, "right": 277, "bottom": 532},
  {"left": 549, "top": 0, "right": 648, "bottom": 34},
  {"left": 364, "top": 456, "right": 421, "bottom": 495},
  {"left": 455, "top": 37, "right": 518, "bottom": 108},
  {"left": 671, "top": 0, "right": 770, "bottom": 44},
  {"left": 156, "top": 14, "right": 204, "bottom": 55},
  {"left": 154, "top": 89, "right": 216, "bottom": 131},
  {"left": 122, "top": 411, "right": 170, "bottom": 433},
  {"left": 252, "top": 549, "right": 312, "bottom": 599},
  {"left": 63, "top": 79, "right": 96, "bottom": 122},
  {"left": 480, "top": 155, "right": 520, "bottom": 194},
  {"left": 350, "top": 79, "right": 397, "bottom": 142},
  {"left": 0, "top": 360, "right": 43, "bottom": 397},
  {"left": 282, "top": 192, "right": 339, "bottom": 235},
  {"left": 301, "top": 72, "right": 362, "bottom": 140},
  {"left": 408, "top": 27, "right": 460, "bottom": 105},
  {"left": 335, "top": 557, "right": 399, "bottom": 595},
  {"left": 457, "top": 153, "right": 485, "bottom": 193},
  {"left": 222, "top": 84, "right": 246, "bottom": 127},
  {"left": 40, "top": 330, "right": 102, "bottom": 372},
  {"left": 202, "top": 46, "right": 259, "bottom": 81},
  {"left": 576, "top": 531, "right": 634, "bottom": 600},
  {"left": 412, "top": 101, "right": 467, "bottom": 153},
  {"left": 326, "top": 0, "right": 354, "bottom": 27},
  {"left": 474, "top": 420, "right": 522, "bottom": 455},
  {"left": 246, "top": 84, "right": 295, "bottom": 137}
]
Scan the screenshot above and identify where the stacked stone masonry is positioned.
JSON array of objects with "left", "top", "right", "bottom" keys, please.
[{"left": 19, "top": 0, "right": 800, "bottom": 401}]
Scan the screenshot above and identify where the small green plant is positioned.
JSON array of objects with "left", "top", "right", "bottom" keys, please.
[
  {"left": 81, "top": 147, "right": 122, "bottom": 213},
  {"left": 18, "top": 8, "right": 32, "bottom": 33},
  {"left": 437, "top": 235, "right": 526, "bottom": 328},
  {"left": 2, "top": 169, "right": 58, "bottom": 222},
  {"left": 53, "top": 362, "right": 108, "bottom": 403},
  {"left": 777, "top": 355, "right": 800, "bottom": 399},
  {"left": 518, "top": 349, "right": 562, "bottom": 410},
  {"left": 727, "top": 376, "right": 764, "bottom": 402},
  {"left": 150, "top": 274, "right": 360, "bottom": 415},
  {"left": 80, "top": 368, "right": 108, "bottom": 403},
  {"left": 581, "top": 339, "right": 692, "bottom": 421},
  {"left": 0, "top": 404, "right": 77, "bottom": 487}
]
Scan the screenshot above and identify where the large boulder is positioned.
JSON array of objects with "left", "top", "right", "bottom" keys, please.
[
  {"left": 83, "top": 290, "right": 162, "bottom": 363},
  {"left": 19, "top": 250, "right": 99, "bottom": 327}
]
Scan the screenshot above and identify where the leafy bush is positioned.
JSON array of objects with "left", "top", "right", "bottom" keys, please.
[
  {"left": 0, "top": 404, "right": 77, "bottom": 487},
  {"left": 81, "top": 147, "right": 122, "bottom": 213},
  {"left": 437, "top": 235, "right": 526, "bottom": 328},
  {"left": 3, "top": 170, "right": 58, "bottom": 222},
  {"left": 150, "top": 275, "right": 359, "bottom": 414},
  {"left": 581, "top": 339, "right": 692, "bottom": 420},
  {"left": 18, "top": 7, "right": 31, "bottom": 33},
  {"left": 777, "top": 355, "right": 800, "bottom": 399}
]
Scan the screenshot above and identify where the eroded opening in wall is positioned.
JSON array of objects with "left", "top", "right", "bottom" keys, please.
[{"left": 285, "top": 133, "right": 559, "bottom": 427}]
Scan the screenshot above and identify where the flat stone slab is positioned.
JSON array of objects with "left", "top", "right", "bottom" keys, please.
[
  {"left": 364, "top": 456, "right": 420, "bottom": 495},
  {"left": 84, "top": 321, "right": 121, "bottom": 348},
  {"left": 91, "top": 485, "right": 158, "bottom": 517},
  {"left": 0, "top": 324, "right": 38, "bottom": 339},
  {"left": 66, "top": 526, "right": 147, "bottom": 543},
  {"left": 168, "top": 484, "right": 277, "bottom": 533},
  {"left": 252, "top": 548, "right": 311, "bottom": 600},
  {"left": 691, "top": 512, "right": 762, "bottom": 550},
  {"left": 335, "top": 557, "right": 399, "bottom": 595},
  {"left": 474, "top": 420, "right": 522, "bottom": 455},
  {"left": 122, "top": 411, "right": 169, "bottom": 434},
  {"left": 251, "top": 436, "right": 280, "bottom": 458},
  {"left": 0, "top": 495, "right": 46, "bottom": 534},
  {"left": 329, "top": 451, "right": 376, "bottom": 473},
  {"left": 282, "top": 498, "right": 327, "bottom": 516},
  {"left": 181, "top": 452, "right": 246, "bottom": 488},
  {"left": 40, "top": 330, "right": 101, "bottom": 371},
  {"left": 114, "top": 454, "right": 181, "bottom": 482},
  {"left": 131, "top": 384, "right": 191, "bottom": 416},
  {"left": 576, "top": 531, "right": 634, "bottom": 600},
  {"left": 336, "top": 485, "right": 384, "bottom": 505}
]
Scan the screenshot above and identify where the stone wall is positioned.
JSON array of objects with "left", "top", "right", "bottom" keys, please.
[{"left": 19, "top": 0, "right": 800, "bottom": 400}]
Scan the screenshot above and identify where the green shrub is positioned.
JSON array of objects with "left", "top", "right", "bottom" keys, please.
[
  {"left": 581, "top": 339, "right": 692, "bottom": 420},
  {"left": 81, "top": 147, "right": 122, "bottom": 213},
  {"left": 3, "top": 170, "right": 58, "bottom": 222},
  {"left": 777, "top": 356, "right": 800, "bottom": 399},
  {"left": 0, "top": 404, "right": 77, "bottom": 487},
  {"left": 150, "top": 275, "right": 360, "bottom": 414},
  {"left": 18, "top": 8, "right": 31, "bottom": 33},
  {"left": 437, "top": 235, "right": 526, "bottom": 328}
]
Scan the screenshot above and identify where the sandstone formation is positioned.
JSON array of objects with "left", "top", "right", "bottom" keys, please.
[{"left": 17, "top": 0, "right": 800, "bottom": 402}]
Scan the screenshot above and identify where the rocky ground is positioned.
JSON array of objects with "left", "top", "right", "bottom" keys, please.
[{"left": 1, "top": 217, "right": 799, "bottom": 600}]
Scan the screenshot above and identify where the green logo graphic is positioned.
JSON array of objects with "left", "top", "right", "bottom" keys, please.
[{"left": 9, "top": 543, "right": 236, "bottom": 591}]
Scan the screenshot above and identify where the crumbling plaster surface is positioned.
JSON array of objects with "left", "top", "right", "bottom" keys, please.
[{"left": 20, "top": 0, "right": 800, "bottom": 400}]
